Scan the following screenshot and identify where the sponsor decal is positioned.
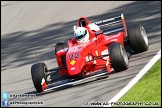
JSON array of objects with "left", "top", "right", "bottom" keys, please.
[
  {"left": 95, "top": 51, "right": 98, "bottom": 56},
  {"left": 95, "top": 18, "right": 115, "bottom": 24},
  {"left": 93, "top": 60, "right": 96, "bottom": 64},
  {"left": 70, "top": 67, "right": 75, "bottom": 70},
  {"left": 70, "top": 60, "right": 76, "bottom": 65},
  {"left": 101, "top": 49, "right": 109, "bottom": 55},
  {"left": 86, "top": 56, "right": 89, "bottom": 62},
  {"left": 41, "top": 78, "right": 47, "bottom": 91},
  {"left": 69, "top": 53, "right": 79, "bottom": 60},
  {"left": 86, "top": 56, "right": 92, "bottom": 62}
]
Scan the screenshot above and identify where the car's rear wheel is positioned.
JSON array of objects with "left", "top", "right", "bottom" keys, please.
[
  {"left": 109, "top": 42, "right": 128, "bottom": 72},
  {"left": 127, "top": 24, "right": 149, "bottom": 53},
  {"left": 31, "top": 63, "right": 50, "bottom": 92}
]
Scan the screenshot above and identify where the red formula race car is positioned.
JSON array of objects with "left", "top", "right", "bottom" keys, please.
[{"left": 31, "top": 14, "right": 149, "bottom": 93}]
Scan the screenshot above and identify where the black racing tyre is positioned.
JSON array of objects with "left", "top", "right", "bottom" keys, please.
[
  {"left": 31, "top": 63, "right": 49, "bottom": 93},
  {"left": 127, "top": 24, "right": 149, "bottom": 53},
  {"left": 109, "top": 42, "right": 129, "bottom": 72}
]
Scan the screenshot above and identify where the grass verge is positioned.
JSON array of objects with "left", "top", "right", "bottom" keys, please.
[{"left": 115, "top": 59, "right": 161, "bottom": 107}]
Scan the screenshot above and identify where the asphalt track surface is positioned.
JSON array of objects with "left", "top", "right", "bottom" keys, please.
[{"left": 1, "top": 1, "right": 161, "bottom": 107}]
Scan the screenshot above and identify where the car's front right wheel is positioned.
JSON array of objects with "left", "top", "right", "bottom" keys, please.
[
  {"left": 109, "top": 42, "right": 129, "bottom": 72},
  {"left": 31, "top": 63, "right": 49, "bottom": 92}
]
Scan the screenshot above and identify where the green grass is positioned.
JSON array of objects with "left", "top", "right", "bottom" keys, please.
[{"left": 115, "top": 59, "right": 161, "bottom": 107}]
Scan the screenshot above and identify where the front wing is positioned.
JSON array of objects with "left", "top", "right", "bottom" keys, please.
[{"left": 42, "top": 70, "right": 109, "bottom": 93}]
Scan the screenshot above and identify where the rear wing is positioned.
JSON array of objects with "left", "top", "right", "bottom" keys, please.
[{"left": 92, "top": 14, "right": 127, "bottom": 36}]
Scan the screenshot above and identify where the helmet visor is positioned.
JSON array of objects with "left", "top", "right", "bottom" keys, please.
[{"left": 76, "top": 30, "right": 87, "bottom": 41}]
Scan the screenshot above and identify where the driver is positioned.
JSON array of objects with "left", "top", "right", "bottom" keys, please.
[{"left": 74, "top": 23, "right": 100, "bottom": 44}]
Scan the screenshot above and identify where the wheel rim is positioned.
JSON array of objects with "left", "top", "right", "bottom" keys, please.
[
  {"left": 44, "top": 66, "right": 50, "bottom": 83},
  {"left": 141, "top": 26, "right": 148, "bottom": 46},
  {"left": 121, "top": 45, "right": 128, "bottom": 65}
]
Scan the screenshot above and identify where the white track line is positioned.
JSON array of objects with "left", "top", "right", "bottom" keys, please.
[{"left": 104, "top": 49, "right": 161, "bottom": 107}]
